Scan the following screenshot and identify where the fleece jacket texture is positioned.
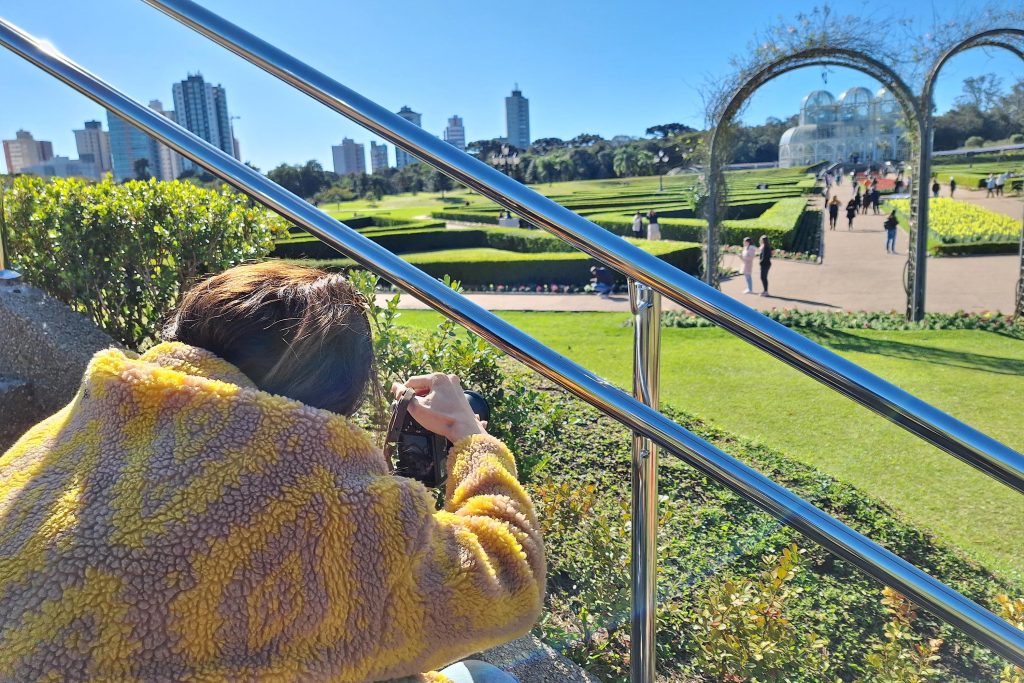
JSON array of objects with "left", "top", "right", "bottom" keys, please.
[{"left": 0, "top": 342, "right": 545, "bottom": 682}]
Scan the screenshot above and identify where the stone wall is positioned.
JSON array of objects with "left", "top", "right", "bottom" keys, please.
[{"left": 0, "top": 281, "right": 117, "bottom": 450}]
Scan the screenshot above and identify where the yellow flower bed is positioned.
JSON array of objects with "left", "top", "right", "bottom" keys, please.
[{"left": 889, "top": 198, "right": 1020, "bottom": 244}]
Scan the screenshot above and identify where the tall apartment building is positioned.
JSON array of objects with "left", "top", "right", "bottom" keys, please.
[
  {"left": 505, "top": 85, "right": 530, "bottom": 150},
  {"left": 370, "top": 141, "right": 389, "bottom": 173},
  {"left": 3, "top": 130, "right": 54, "bottom": 174},
  {"left": 394, "top": 106, "right": 422, "bottom": 169},
  {"left": 444, "top": 115, "right": 466, "bottom": 151},
  {"left": 172, "top": 74, "right": 238, "bottom": 171},
  {"left": 73, "top": 120, "right": 112, "bottom": 176},
  {"left": 331, "top": 138, "right": 366, "bottom": 176},
  {"left": 148, "top": 100, "right": 183, "bottom": 181},
  {"left": 107, "top": 111, "right": 161, "bottom": 181}
]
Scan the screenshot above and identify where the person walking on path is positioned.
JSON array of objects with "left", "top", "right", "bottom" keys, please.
[
  {"left": 646, "top": 209, "right": 661, "bottom": 240},
  {"left": 996, "top": 172, "right": 1006, "bottom": 197},
  {"left": 884, "top": 210, "right": 899, "bottom": 254},
  {"left": 757, "top": 235, "right": 773, "bottom": 296},
  {"left": 932, "top": 177, "right": 940, "bottom": 198},
  {"left": 828, "top": 195, "right": 840, "bottom": 230},
  {"left": 871, "top": 187, "right": 881, "bottom": 215},
  {"left": 846, "top": 197, "right": 858, "bottom": 230},
  {"left": 949, "top": 177, "right": 957, "bottom": 198},
  {"left": 631, "top": 211, "right": 644, "bottom": 239},
  {"left": 739, "top": 236, "right": 756, "bottom": 293},
  {"left": 853, "top": 187, "right": 863, "bottom": 214},
  {"left": 986, "top": 174, "right": 996, "bottom": 197}
]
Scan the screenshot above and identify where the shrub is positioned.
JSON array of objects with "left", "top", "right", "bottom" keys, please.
[
  {"left": 890, "top": 198, "right": 1020, "bottom": 248},
  {"left": 296, "top": 241, "right": 702, "bottom": 286},
  {"left": 965, "top": 136, "right": 985, "bottom": 148},
  {"left": 860, "top": 589, "right": 944, "bottom": 682},
  {"left": 1010, "top": 134, "right": 1024, "bottom": 145},
  {"left": 3, "top": 175, "right": 283, "bottom": 348}
]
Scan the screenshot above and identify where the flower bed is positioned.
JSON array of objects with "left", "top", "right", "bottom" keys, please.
[{"left": 889, "top": 198, "right": 1021, "bottom": 254}]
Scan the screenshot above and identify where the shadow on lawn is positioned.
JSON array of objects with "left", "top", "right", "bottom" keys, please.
[{"left": 802, "top": 328, "right": 1024, "bottom": 376}]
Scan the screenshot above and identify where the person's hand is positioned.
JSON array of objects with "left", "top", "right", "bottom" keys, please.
[{"left": 391, "top": 373, "right": 487, "bottom": 443}]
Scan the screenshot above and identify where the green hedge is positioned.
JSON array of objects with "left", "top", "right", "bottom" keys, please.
[
  {"left": 430, "top": 209, "right": 501, "bottom": 224},
  {"left": 273, "top": 226, "right": 586, "bottom": 258},
  {"left": 931, "top": 240, "right": 1019, "bottom": 256},
  {"left": 5, "top": 175, "right": 282, "bottom": 348},
  {"left": 293, "top": 240, "right": 701, "bottom": 286}
]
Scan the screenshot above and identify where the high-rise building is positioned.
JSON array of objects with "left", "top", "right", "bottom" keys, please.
[
  {"left": 172, "top": 73, "right": 238, "bottom": 172},
  {"left": 370, "top": 141, "right": 389, "bottom": 173},
  {"left": 107, "top": 111, "right": 161, "bottom": 181},
  {"left": 73, "top": 120, "right": 112, "bottom": 176},
  {"left": 331, "top": 138, "right": 366, "bottom": 176},
  {"left": 394, "top": 106, "right": 422, "bottom": 169},
  {"left": 444, "top": 115, "right": 466, "bottom": 151},
  {"left": 505, "top": 85, "right": 530, "bottom": 151},
  {"left": 148, "top": 100, "right": 183, "bottom": 181},
  {"left": 3, "top": 130, "right": 54, "bottom": 174}
]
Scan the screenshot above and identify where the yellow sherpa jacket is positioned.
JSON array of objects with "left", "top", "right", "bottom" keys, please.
[{"left": 0, "top": 342, "right": 545, "bottom": 682}]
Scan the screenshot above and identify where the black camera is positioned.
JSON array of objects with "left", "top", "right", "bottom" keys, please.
[{"left": 385, "top": 388, "right": 489, "bottom": 488}]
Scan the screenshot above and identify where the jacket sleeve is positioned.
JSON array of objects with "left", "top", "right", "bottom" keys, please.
[{"left": 395, "top": 434, "right": 546, "bottom": 668}]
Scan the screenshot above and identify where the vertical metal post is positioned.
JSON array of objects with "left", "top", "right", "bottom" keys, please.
[
  {"left": 1016, "top": 208, "right": 1024, "bottom": 320},
  {"left": 629, "top": 279, "right": 661, "bottom": 683},
  {"left": 0, "top": 178, "right": 21, "bottom": 281}
]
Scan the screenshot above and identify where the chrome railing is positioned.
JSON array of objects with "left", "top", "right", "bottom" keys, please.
[{"left": 2, "top": 9, "right": 1023, "bottom": 678}]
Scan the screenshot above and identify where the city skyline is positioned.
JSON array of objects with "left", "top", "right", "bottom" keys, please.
[{"left": 0, "top": 1, "right": 1018, "bottom": 175}]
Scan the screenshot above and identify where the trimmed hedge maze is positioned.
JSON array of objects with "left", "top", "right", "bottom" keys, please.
[
  {"left": 429, "top": 167, "right": 816, "bottom": 249},
  {"left": 271, "top": 168, "right": 818, "bottom": 287},
  {"left": 273, "top": 216, "right": 700, "bottom": 286}
]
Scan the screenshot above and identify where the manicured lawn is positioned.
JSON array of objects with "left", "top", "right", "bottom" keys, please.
[{"left": 393, "top": 309, "right": 1024, "bottom": 583}]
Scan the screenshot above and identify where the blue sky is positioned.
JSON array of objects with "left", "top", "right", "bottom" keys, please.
[{"left": 1, "top": 0, "right": 1020, "bottom": 172}]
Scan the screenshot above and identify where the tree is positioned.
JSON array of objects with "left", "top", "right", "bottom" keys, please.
[
  {"left": 528, "top": 138, "right": 565, "bottom": 154},
  {"left": 567, "top": 133, "right": 604, "bottom": 148},
  {"left": 956, "top": 74, "right": 1003, "bottom": 111},
  {"left": 645, "top": 123, "right": 696, "bottom": 138},
  {"left": 467, "top": 138, "right": 510, "bottom": 162},
  {"left": 429, "top": 170, "right": 453, "bottom": 198},
  {"left": 133, "top": 157, "right": 151, "bottom": 181}
]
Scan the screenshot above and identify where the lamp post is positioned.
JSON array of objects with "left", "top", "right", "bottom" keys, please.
[
  {"left": 490, "top": 144, "right": 521, "bottom": 180},
  {"left": 655, "top": 149, "right": 669, "bottom": 192}
]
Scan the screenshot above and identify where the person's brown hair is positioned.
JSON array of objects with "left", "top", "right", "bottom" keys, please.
[{"left": 162, "top": 262, "right": 377, "bottom": 416}]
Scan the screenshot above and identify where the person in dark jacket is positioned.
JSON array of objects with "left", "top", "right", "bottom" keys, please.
[
  {"left": 884, "top": 210, "right": 899, "bottom": 253},
  {"left": 845, "top": 198, "right": 858, "bottom": 230},
  {"left": 757, "top": 235, "right": 773, "bottom": 296},
  {"left": 828, "top": 196, "right": 840, "bottom": 230}
]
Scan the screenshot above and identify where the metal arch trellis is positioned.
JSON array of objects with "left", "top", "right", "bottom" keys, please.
[
  {"left": 920, "top": 27, "right": 1024, "bottom": 321},
  {"left": 702, "top": 48, "right": 923, "bottom": 304}
]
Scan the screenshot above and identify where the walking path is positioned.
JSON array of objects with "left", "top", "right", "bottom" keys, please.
[{"left": 379, "top": 183, "right": 1021, "bottom": 314}]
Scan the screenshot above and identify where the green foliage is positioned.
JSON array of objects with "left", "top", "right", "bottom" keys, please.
[
  {"left": 346, "top": 271, "right": 562, "bottom": 472},
  {"left": 3, "top": 175, "right": 282, "bottom": 348},
  {"left": 995, "top": 595, "right": 1024, "bottom": 683},
  {"left": 660, "top": 308, "right": 1024, "bottom": 338},
  {"left": 689, "top": 544, "right": 834, "bottom": 682},
  {"left": 523, "top": 390, "right": 1016, "bottom": 682},
  {"left": 965, "top": 136, "right": 986, "bottom": 148},
  {"left": 859, "top": 589, "right": 944, "bottom": 682},
  {"left": 292, "top": 240, "right": 702, "bottom": 286}
]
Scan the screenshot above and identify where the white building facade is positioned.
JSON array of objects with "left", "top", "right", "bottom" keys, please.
[
  {"left": 444, "top": 115, "right": 466, "bottom": 151},
  {"left": 779, "top": 87, "right": 909, "bottom": 168},
  {"left": 504, "top": 86, "right": 530, "bottom": 150},
  {"left": 73, "top": 121, "right": 112, "bottom": 176},
  {"left": 332, "top": 138, "right": 365, "bottom": 176},
  {"left": 395, "top": 106, "right": 422, "bottom": 168},
  {"left": 370, "top": 141, "right": 388, "bottom": 173}
]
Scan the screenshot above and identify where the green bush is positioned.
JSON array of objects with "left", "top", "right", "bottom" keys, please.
[
  {"left": 293, "top": 240, "right": 701, "bottom": 286},
  {"left": 430, "top": 209, "right": 501, "bottom": 224},
  {"left": 965, "top": 136, "right": 985, "bottom": 148},
  {"left": 930, "top": 241, "right": 1019, "bottom": 256},
  {"left": 3, "top": 175, "right": 283, "bottom": 348}
]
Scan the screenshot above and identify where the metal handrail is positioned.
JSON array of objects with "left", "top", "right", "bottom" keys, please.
[
  {"left": 141, "top": 0, "right": 1024, "bottom": 498},
  {"left": 2, "top": 15, "right": 1023, "bottom": 670}
]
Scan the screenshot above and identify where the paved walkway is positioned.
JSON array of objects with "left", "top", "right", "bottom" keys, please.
[{"left": 380, "top": 184, "right": 1021, "bottom": 314}]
